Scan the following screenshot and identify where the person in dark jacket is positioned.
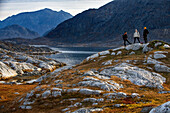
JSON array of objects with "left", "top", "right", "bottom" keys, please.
[
  {"left": 123, "top": 32, "right": 131, "bottom": 46},
  {"left": 143, "top": 27, "right": 149, "bottom": 43}
]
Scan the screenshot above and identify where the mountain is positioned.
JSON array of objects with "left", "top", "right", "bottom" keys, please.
[
  {"left": 0, "top": 8, "right": 73, "bottom": 35},
  {"left": 43, "top": 0, "right": 169, "bottom": 47},
  {"left": 42, "top": 27, "right": 55, "bottom": 36},
  {"left": 0, "top": 24, "right": 40, "bottom": 39}
]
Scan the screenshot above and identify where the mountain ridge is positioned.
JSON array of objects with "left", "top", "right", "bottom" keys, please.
[
  {"left": 0, "top": 24, "right": 40, "bottom": 39},
  {"left": 0, "top": 8, "right": 73, "bottom": 35}
]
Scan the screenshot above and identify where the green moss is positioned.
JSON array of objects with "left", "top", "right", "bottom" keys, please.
[{"left": 148, "top": 40, "right": 169, "bottom": 50}]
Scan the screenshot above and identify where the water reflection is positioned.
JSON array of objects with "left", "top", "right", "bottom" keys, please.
[{"left": 45, "top": 47, "right": 111, "bottom": 65}]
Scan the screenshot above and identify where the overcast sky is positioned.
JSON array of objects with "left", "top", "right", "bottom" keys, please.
[{"left": 0, "top": 0, "right": 113, "bottom": 21}]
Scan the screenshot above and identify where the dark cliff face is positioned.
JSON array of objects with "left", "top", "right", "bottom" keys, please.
[
  {"left": 0, "top": 8, "right": 73, "bottom": 35},
  {"left": 0, "top": 24, "right": 40, "bottom": 39},
  {"left": 46, "top": 0, "right": 170, "bottom": 46}
]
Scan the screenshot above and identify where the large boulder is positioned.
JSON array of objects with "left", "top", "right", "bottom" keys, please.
[
  {"left": 86, "top": 53, "right": 99, "bottom": 61},
  {"left": 164, "top": 44, "right": 170, "bottom": 48},
  {"left": 42, "top": 90, "right": 51, "bottom": 98},
  {"left": 103, "top": 92, "right": 127, "bottom": 99},
  {"left": 67, "top": 88, "right": 80, "bottom": 93},
  {"left": 78, "top": 80, "right": 121, "bottom": 91},
  {"left": 126, "top": 43, "right": 143, "bottom": 51},
  {"left": 143, "top": 43, "right": 153, "bottom": 53},
  {"left": 141, "top": 107, "right": 153, "bottom": 113},
  {"left": 72, "top": 108, "right": 103, "bottom": 113},
  {"left": 72, "top": 108, "right": 90, "bottom": 113},
  {"left": 4, "top": 61, "right": 37, "bottom": 74},
  {"left": 99, "top": 50, "right": 110, "bottom": 56},
  {"left": 100, "top": 63, "right": 166, "bottom": 89},
  {"left": 0, "top": 61, "right": 17, "bottom": 79},
  {"left": 149, "top": 101, "right": 170, "bottom": 113},
  {"left": 154, "top": 54, "right": 166, "bottom": 59},
  {"left": 39, "top": 62, "right": 55, "bottom": 71},
  {"left": 147, "top": 57, "right": 163, "bottom": 65},
  {"left": 154, "top": 64, "right": 170, "bottom": 73},
  {"left": 79, "top": 88, "right": 102, "bottom": 95}
]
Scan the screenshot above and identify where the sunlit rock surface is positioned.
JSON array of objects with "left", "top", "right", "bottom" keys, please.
[
  {"left": 149, "top": 101, "right": 170, "bottom": 113},
  {"left": 100, "top": 63, "right": 166, "bottom": 89},
  {"left": 125, "top": 43, "right": 144, "bottom": 51},
  {"left": 0, "top": 47, "right": 65, "bottom": 79},
  {"left": 0, "top": 61, "right": 17, "bottom": 79}
]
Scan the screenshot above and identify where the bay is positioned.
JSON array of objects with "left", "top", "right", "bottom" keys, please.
[{"left": 45, "top": 47, "right": 112, "bottom": 66}]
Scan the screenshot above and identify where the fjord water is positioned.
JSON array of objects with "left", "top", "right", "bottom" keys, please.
[{"left": 45, "top": 47, "right": 112, "bottom": 65}]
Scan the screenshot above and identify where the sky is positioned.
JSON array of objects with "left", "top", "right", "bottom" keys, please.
[{"left": 0, "top": 0, "right": 113, "bottom": 21}]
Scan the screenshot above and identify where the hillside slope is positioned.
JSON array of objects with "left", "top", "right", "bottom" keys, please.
[
  {"left": 0, "top": 25, "right": 40, "bottom": 39},
  {"left": 1, "top": 40, "right": 169, "bottom": 113},
  {"left": 0, "top": 8, "right": 73, "bottom": 35},
  {"left": 44, "top": 0, "right": 170, "bottom": 47}
]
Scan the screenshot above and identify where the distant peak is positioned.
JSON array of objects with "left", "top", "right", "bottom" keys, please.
[
  {"left": 43, "top": 8, "right": 53, "bottom": 11},
  {"left": 59, "top": 10, "right": 68, "bottom": 13},
  {"left": 59, "top": 10, "right": 64, "bottom": 12},
  {"left": 38, "top": 8, "right": 54, "bottom": 12}
]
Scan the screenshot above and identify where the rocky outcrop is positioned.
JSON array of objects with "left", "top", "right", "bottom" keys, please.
[
  {"left": 149, "top": 101, "right": 170, "bottom": 113},
  {"left": 100, "top": 63, "right": 166, "bottom": 89},
  {"left": 154, "top": 64, "right": 170, "bottom": 73},
  {"left": 0, "top": 47, "right": 65, "bottom": 79},
  {"left": 154, "top": 54, "right": 166, "bottom": 59},
  {"left": 84, "top": 41, "right": 169, "bottom": 62},
  {"left": 72, "top": 108, "right": 103, "bottom": 113},
  {"left": 82, "top": 41, "right": 169, "bottom": 89},
  {"left": 125, "top": 43, "right": 144, "bottom": 51},
  {"left": 79, "top": 89, "right": 103, "bottom": 95},
  {"left": 0, "top": 61, "right": 17, "bottom": 79},
  {"left": 78, "top": 78, "right": 121, "bottom": 91}
]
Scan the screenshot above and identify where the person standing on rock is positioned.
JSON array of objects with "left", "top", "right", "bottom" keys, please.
[
  {"left": 134, "top": 29, "right": 140, "bottom": 43},
  {"left": 123, "top": 32, "right": 132, "bottom": 47},
  {"left": 143, "top": 27, "right": 149, "bottom": 43}
]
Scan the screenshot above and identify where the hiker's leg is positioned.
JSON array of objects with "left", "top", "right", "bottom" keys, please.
[
  {"left": 143, "top": 36, "right": 147, "bottom": 43},
  {"left": 134, "top": 38, "right": 136, "bottom": 43},
  {"left": 137, "top": 37, "right": 140, "bottom": 43},
  {"left": 127, "top": 39, "right": 131, "bottom": 44},
  {"left": 145, "top": 36, "right": 148, "bottom": 43},
  {"left": 124, "top": 40, "right": 126, "bottom": 46}
]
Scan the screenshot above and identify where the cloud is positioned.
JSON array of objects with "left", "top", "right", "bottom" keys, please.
[
  {"left": 0, "top": 0, "right": 113, "bottom": 20},
  {"left": 1, "top": 0, "right": 111, "bottom": 3}
]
